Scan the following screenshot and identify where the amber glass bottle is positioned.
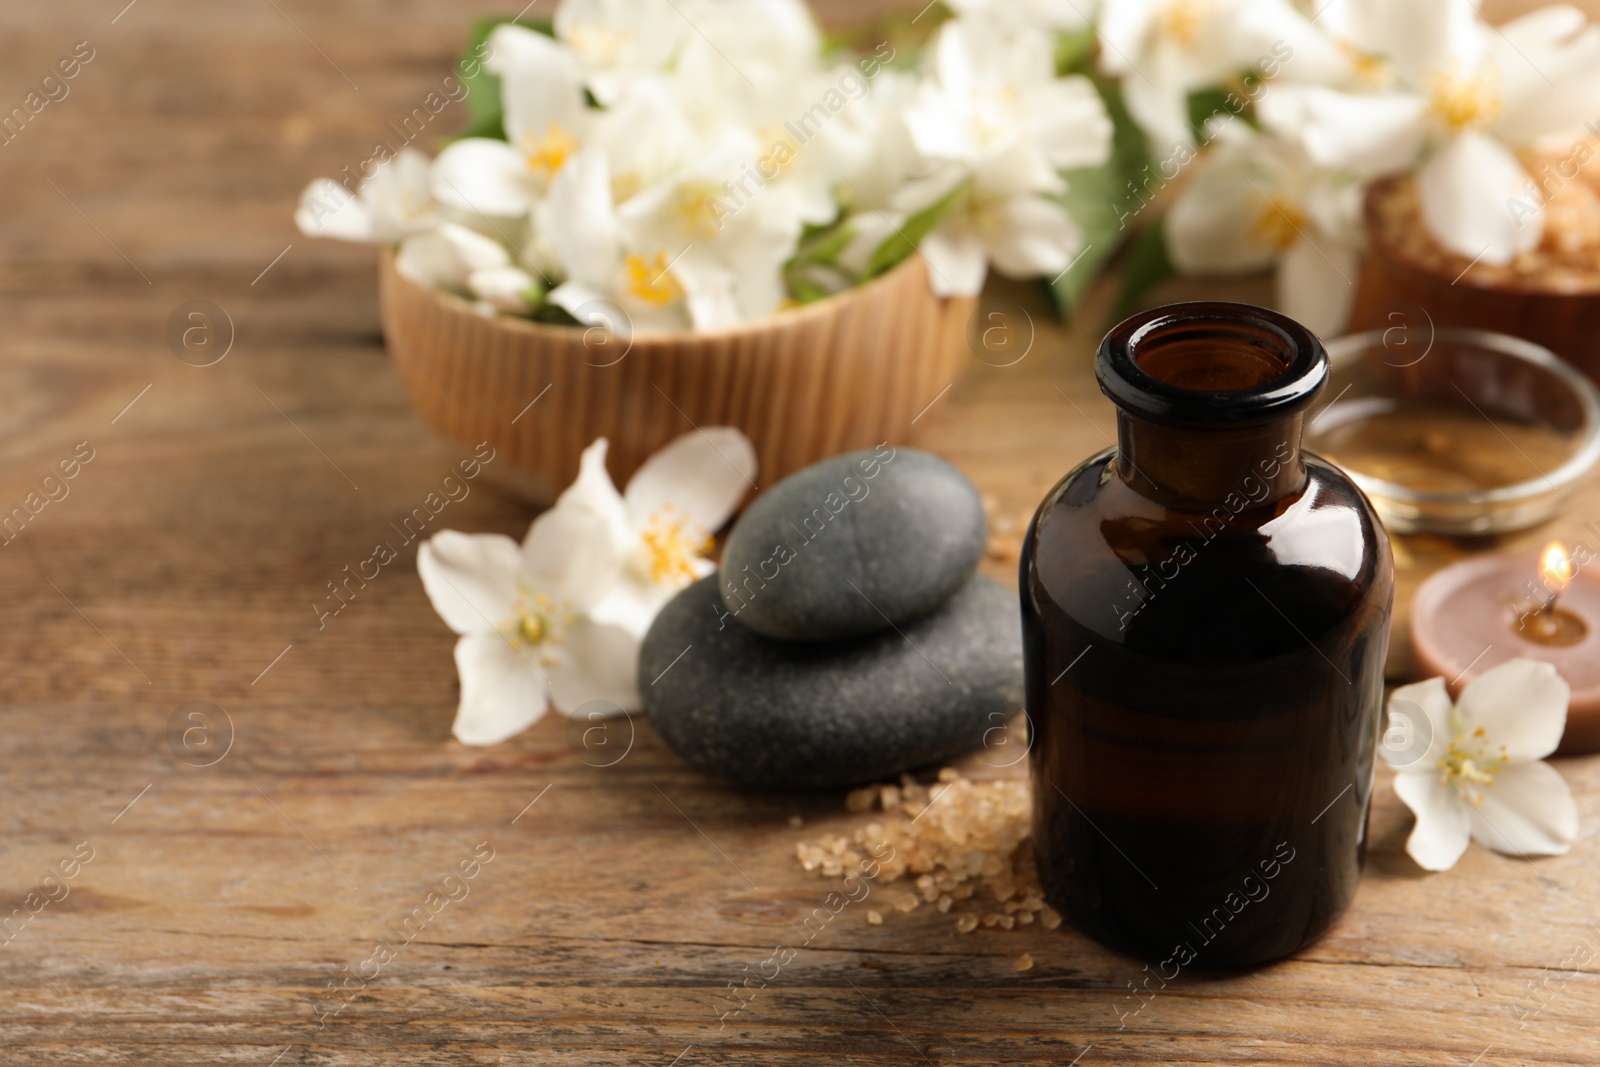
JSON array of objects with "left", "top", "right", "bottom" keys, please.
[{"left": 1022, "top": 302, "right": 1393, "bottom": 967}]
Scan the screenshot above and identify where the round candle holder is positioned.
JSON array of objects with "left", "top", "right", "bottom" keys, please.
[{"left": 1411, "top": 551, "right": 1600, "bottom": 755}]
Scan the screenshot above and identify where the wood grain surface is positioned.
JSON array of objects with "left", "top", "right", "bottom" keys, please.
[{"left": 0, "top": 1, "right": 1596, "bottom": 1065}]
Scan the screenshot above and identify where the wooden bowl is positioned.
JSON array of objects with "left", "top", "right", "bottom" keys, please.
[
  {"left": 1348, "top": 176, "right": 1600, "bottom": 383},
  {"left": 380, "top": 251, "right": 977, "bottom": 502}
]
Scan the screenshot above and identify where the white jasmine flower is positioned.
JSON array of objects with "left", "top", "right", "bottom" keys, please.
[
  {"left": 906, "top": 19, "right": 1113, "bottom": 197},
  {"left": 1261, "top": 0, "right": 1600, "bottom": 263},
  {"left": 920, "top": 180, "right": 1091, "bottom": 297},
  {"left": 294, "top": 149, "right": 439, "bottom": 242},
  {"left": 561, "top": 431, "right": 757, "bottom": 636},
  {"left": 674, "top": 0, "right": 824, "bottom": 113},
  {"left": 893, "top": 18, "right": 1112, "bottom": 297},
  {"left": 1165, "top": 123, "right": 1363, "bottom": 335},
  {"left": 617, "top": 153, "right": 805, "bottom": 328},
  {"left": 585, "top": 76, "right": 705, "bottom": 204},
  {"left": 555, "top": 0, "right": 687, "bottom": 105},
  {"left": 1384, "top": 659, "right": 1579, "bottom": 872},
  {"left": 1098, "top": 0, "right": 1346, "bottom": 153},
  {"left": 431, "top": 24, "right": 591, "bottom": 219},
  {"left": 539, "top": 149, "right": 692, "bottom": 330},
  {"left": 418, "top": 504, "right": 639, "bottom": 746}
]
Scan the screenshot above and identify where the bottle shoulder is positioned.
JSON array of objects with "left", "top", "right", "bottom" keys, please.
[{"left": 1022, "top": 450, "right": 1394, "bottom": 652}]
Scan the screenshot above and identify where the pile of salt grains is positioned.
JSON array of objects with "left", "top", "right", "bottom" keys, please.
[{"left": 794, "top": 769, "right": 1060, "bottom": 963}]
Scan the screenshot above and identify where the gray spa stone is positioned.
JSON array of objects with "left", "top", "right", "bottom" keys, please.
[
  {"left": 718, "top": 446, "right": 987, "bottom": 641},
  {"left": 642, "top": 575, "right": 1023, "bottom": 789}
]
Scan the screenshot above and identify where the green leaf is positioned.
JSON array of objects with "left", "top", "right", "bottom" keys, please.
[
  {"left": 1186, "top": 87, "right": 1239, "bottom": 142},
  {"left": 1048, "top": 76, "right": 1153, "bottom": 320},
  {"left": 862, "top": 180, "right": 969, "bottom": 281},
  {"left": 1055, "top": 24, "right": 1098, "bottom": 76},
  {"left": 798, "top": 218, "right": 856, "bottom": 267},
  {"left": 530, "top": 302, "right": 580, "bottom": 327},
  {"left": 784, "top": 215, "right": 858, "bottom": 303},
  {"left": 451, "top": 16, "right": 555, "bottom": 144},
  {"left": 1109, "top": 219, "right": 1177, "bottom": 325}
]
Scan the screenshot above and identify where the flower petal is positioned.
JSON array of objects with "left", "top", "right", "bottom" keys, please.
[
  {"left": 1393, "top": 770, "right": 1473, "bottom": 871},
  {"left": 486, "top": 23, "right": 589, "bottom": 146},
  {"left": 1416, "top": 132, "right": 1542, "bottom": 265},
  {"left": 541, "top": 149, "right": 618, "bottom": 289},
  {"left": 451, "top": 631, "right": 549, "bottom": 745},
  {"left": 1457, "top": 657, "right": 1570, "bottom": 760},
  {"left": 625, "top": 428, "right": 757, "bottom": 538},
  {"left": 295, "top": 178, "right": 375, "bottom": 242},
  {"left": 395, "top": 230, "right": 460, "bottom": 290},
  {"left": 588, "top": 580, "right": 666, "bottom": 638},
  {"left": 920, "top": 224, "right": 989, "bottom": 298},
  {"left": 1117, "top": 44, "right": 1195, "bottom": 153},
  {"left": 469, "top": 267, "right": 541, "bottom": 314},
  {"left": 1022, "top": 75, "right": 1114, "bottom": 172},
  {"left": 556, "top": 438, "right": 634, "bottom": 546},
  {"left": 1492, "top": 6, "right": 1600, "bottom": 142},
  {"left": 1382, "top": 675, "right": 1453, "bottom": 769},
  {"left": 417, "top": 530, "right": 522, "bottom": 635},
  {"left": 1277, "top": 235, "right": 1358, "bottom": 338},
  {"left": 432, "top": 138, "right": 537, "bottom": 218},
  {"left": 980, "top": 195, "right": 1080, "bottom": 279},
  {"left": 546, "top": 618, "right": 642, "bottom": 713},
  {"left": 1165, "top": 149, "right": 1279, "bottom": 275},
  {"left": 440, "top": 223, "right": 512, "bottom": 274},
  {"left": 521, "top": 493, "right": 625, "bottom": 613},
  {"left": 1260, "top": 87, "right": 1428, "bottom": 177},
  {"left": 1324, "top": 0, "right": 1485, "bottom": 89},
  {"left": 1467, "top": 759, "right": 1579, "bottom": 857}
]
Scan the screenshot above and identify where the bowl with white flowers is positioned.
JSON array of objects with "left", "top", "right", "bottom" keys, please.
[{"left": 296, "top": 0, "right": 1117, "bottom": 500}]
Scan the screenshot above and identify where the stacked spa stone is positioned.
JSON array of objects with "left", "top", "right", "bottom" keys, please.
[{"left": 641, "top": 447, "right": 1024, "bottom": 789}]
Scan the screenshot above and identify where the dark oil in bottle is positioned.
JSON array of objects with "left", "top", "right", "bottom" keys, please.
[{"left": 1022, "top": 302, "right": 1394, "bottom": 967}]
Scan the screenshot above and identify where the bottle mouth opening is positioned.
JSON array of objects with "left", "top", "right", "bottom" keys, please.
[{"left": 1097, "top": 302, "right": 1328, "bottom": 427}]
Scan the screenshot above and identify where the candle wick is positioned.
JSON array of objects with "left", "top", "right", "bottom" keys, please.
[{"left": 1545, "top": 590, "right": 1563, "bottom": 615}]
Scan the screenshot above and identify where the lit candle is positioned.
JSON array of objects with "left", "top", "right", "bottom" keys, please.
[{"left": 1412, "top": 541, "right": 1600, "bottom": 754}]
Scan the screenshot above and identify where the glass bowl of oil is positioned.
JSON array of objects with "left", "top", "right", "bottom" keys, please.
[{"left": 1306, "top": 328, "right": 1600, "bottom": 535}]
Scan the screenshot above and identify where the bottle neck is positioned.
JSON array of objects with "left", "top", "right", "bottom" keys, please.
[{"left": 1115, "top": 412, "right": 1308, "bottom": 510}]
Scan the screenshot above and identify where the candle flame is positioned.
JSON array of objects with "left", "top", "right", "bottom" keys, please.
[{"left": 1541, "top": 541, "right": 1574, "bottom": 594}]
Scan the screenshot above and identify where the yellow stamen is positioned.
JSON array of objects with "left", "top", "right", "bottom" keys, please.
[
  {"left": 1427, "top": 64, "right": 1502, "bottom": 133},
  {"left": 1438, "top": 720, "right": 1509, "bottom": 807},
  {"left": 1156, "top": 0, "right": 1215, "bottom": 50},
  {"left": 970, "top": 85, "right": 1022, "bottom": 146},
  {"left": 520, "top": 123, "right": 578, "bottom": 178},
  {"left": 611, "top": 171, "right": 642, "bottom": 204},
  {"left": 672, "top": 182, "right": 728, "bottom": 240},
  {"left": 506, "top": 592, "right": 575, "bottom": 655},
  {"left": 624, "top": 251, "right": 681, "bottom": 307},
  {"left": 566, "top": 23, "right": 631, "bottom": 65},
  {"left": 639, "top": 507, "right": 712, "bottom": 587},
  {"left": 1338, "top": 41, "right": 1391, "bottom": 90},
  {"left": 756, "top": 128, "right": 802, "bottom": 179},
  {"left": 1249, "top": 196, "right": 1306, "bottom": 251}
]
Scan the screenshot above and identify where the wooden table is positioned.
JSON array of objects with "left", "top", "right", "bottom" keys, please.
[{"left": 1, "top": 1, "right": 1596, "bottom": 1064}]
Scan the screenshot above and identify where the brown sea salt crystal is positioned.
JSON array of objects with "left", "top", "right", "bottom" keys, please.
[
  {"left": 1372, "top": 168, "right": 1600, "bottom": 290},
  {"left": 956, "top": 913, "right": 979, "bottom": 934},
  {"left": 1014, "top": 953, "right": 1034, "bottom": 972},
  {"left": 793, "top": 768, "right": 1041, "bottom": 935},
  {"left": 867, "top": 910, "right": 883, "bottom": 925}
]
